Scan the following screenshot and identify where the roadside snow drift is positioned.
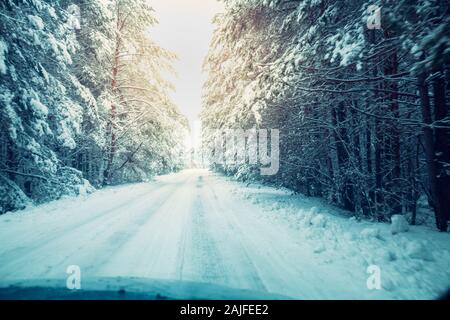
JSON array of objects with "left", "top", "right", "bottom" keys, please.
[{"left": 0, "top": 170, "right": 449, "bottom": 299}]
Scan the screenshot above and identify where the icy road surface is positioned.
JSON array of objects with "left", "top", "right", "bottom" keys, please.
[{"left": 0, "top": 169, "right": 449, "bottom": 299}]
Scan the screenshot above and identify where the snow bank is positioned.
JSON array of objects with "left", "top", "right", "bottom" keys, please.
[
  {"left": 311, "top": 214, "right": 327, "bottom": 228},
  {"left": 77, "top": 179, "right": 95, "bottom": 196},
  {"left": 406, "top": 241, "right": 434, "bottom": 261},
  {"left": 313, "top": 243, "right": 326, "bottom": 254},
  {"left": 230, "top": 175, "right": 450, "bottom": 299},
  {"left": 360, "top": 228, "right": 381, "bottom": 239}
]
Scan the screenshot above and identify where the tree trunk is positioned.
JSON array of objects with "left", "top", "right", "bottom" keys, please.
[
  {"left": 383, "top": 42, "right": 401, "bottom": 215},
  {"left": 332, "top": 102, "right": 354, "bottom": 211},
  {"left": 432, "top": 69, "right": 450, "bottom": 231},
  {"left": 419, "top": 71, "right": 448, "bottom": 232}
]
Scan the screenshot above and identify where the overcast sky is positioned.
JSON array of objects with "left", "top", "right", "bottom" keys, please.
[{"left": 148, "top": 0, "right": 224, "bottom": 131}]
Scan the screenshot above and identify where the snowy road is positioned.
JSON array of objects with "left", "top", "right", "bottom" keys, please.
[{"left": 0, "top": 170, "right": 449, "bottom": 299}]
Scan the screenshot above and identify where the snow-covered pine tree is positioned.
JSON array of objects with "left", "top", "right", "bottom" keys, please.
[
  {"left": 100, "top": 0, "right": 188, "bottom": 185},
  {"left": 0, "top": 0, "right": 96, "bottom": 212}
]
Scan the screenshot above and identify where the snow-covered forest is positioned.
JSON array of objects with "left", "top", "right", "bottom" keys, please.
[
  {"left": 202, "top": 0, "right": 450, "bottom": 231},
  {"left": 0, "top": 0, "right": 188, "bottom": 214},
  {"left": 0, "top": 0, "right": 449, "bottom": 301}
]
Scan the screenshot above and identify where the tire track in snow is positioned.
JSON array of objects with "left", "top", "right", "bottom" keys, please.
[
  {"left": 97, "top": 173, "right": 196, "bottom": 279},
  {"left": 63, "top": 173, "right": 196, "bottom": 278},
  {"left": 194, "top": 175, "right": 267, "bottom": 293},
  {"left": 0, "top": 181, "right": 179, "bottom": 280},
  {"left": 60, "top": 181, "right": 182, "bottom": 276},
  {"left": 183, "top": 191, "right": 229, "bottom": 285},
  {"left": 202, "top": 175, "right": 327, "bottom": 299}
]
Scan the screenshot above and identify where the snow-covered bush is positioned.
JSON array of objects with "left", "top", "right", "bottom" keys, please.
[
  {"left": 311, "top": 214, "right": 327, "bottom": 228},
  {"left": 391, "top": 215, "right": 409, "bottom": 235},
  {"left": 0, "top": 175, "right": 29, "bottom": 213}
]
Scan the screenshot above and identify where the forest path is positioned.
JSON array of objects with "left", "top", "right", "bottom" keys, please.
[{"left": 0, "top": 170, "right": 448, "bottom": 299}]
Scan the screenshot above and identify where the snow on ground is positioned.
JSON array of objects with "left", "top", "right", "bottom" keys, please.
[
  {"left": 0, "top": 169, "right": 449, "bottom": 299},
  {"left": 229, "top": 178, "right": 450, "bottom": 299}
]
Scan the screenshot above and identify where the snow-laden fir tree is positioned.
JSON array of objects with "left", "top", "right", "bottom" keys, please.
[
  {"left": 201, "top": 0, "right": 449, "bottom": 231},
  {"left": 0, "top": 0, "right": 188, "bottom": 213}
]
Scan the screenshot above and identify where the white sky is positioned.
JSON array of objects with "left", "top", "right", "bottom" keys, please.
[{"left": 148, "top": 0, "right": 224, "bottom": 132}]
